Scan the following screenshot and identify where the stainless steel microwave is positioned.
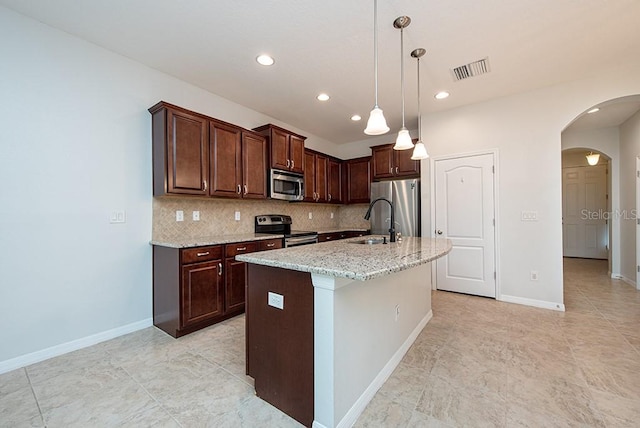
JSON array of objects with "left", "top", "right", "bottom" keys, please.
[{"left": 270, "top": 169, "right": 304, "bottom": 201}]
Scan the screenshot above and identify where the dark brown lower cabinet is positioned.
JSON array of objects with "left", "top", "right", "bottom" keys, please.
[{"left": 153, "top": 239, "right": 283, "bottom": 338}]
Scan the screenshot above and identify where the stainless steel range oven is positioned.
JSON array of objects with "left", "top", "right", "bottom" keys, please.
[{"left": 255, "top": 215, "right": 318, "bottom": 247}]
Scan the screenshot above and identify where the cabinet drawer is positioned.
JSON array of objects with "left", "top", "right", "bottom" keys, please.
[
  {"left": 258, "top": 238, "right": 283, "bottom": 251},
  {"left": 181, "top": 246, "right": 223, "bottom": 264},
  {"left": 225, "top": 241, "right": 259, "bottom": 257}
]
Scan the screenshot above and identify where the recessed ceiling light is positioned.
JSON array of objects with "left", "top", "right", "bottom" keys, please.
[
  {"left": 587, "top": 108, "right": 600, "bottom": 114},
  {"left": 317, "top": 93, "right": 330, "bottom": 101},
  {"left": 256, "top": 54, "right": 275, "bottom": 66},
  {"left": 435, "top": 91, "right": 450, "bottom": 100},
  {"left": 351, "top": 115, "right": 362, "bottom": 121}
]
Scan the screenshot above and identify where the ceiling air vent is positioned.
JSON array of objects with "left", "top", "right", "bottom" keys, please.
[{"left": 451, "top": 57, "right": 490, "bottom": 81}]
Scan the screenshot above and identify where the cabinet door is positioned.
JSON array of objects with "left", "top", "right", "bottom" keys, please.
[
  {"left": 346, "top": 157, "right": 371, "bottom": 204},
  {"left": 166, "top": 108, "right": 209, "bottom": 195},
  {"left": 315, "top": 154, "right": 328, "bottom": 202},
  {"left": 242, "top": 132, "right": 268, "bottom": 199},
  {"left": 327, "top": 159, "right": 342, "bottom": 204},
  {"left": 225, "top": 258, "right": 247, "bottom": 313},
  {"left": 270, "top": 128, "right": 290, "bottom": 170},
  {"left": 395, "top": 146, "right": 420, "bottom": 177},
  {"left": 289, "top": 134, "right": 306, "bottom": 174},
  {"left": 210, "top": 121, "right": 242, "bottom": 198},
  {"left": 371, "top": 145, "right": 394, "bottom": 180},
  {"left": 181, "top": 261, "right": 223, "bottom": 328},
  {"left": 303, "top": 151, "right": 316, "bottom": 202}
]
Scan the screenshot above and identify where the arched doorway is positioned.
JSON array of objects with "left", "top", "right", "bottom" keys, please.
[{"left": 561, "top": 95, "right": 640, "bottom": 286}]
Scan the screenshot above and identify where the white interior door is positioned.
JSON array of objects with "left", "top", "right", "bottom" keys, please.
[
  {"left": 562, "top": 165, "right": 607, "bottom": 259},
  {"left": 434, "top": 154, "right": 496, "bottom": 298}
]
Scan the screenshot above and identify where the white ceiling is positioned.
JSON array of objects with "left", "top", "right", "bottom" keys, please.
[{"left": 2, "top": 0, "right": 640, "bottom": 143}]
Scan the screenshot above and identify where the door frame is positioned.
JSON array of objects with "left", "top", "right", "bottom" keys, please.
[
  {"left": 429, "top": 149, "right": 500, "bottom": 299},
  {"left": 636, "top": 156, "right": 640, "bottom": 289}
]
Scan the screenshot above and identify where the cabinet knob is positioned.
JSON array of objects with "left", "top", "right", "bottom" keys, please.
[{"left": 218, "top": 262, "right": 222, "bottom": 275}]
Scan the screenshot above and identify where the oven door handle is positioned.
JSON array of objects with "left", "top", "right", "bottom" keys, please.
[{"left": 286, "top": 236, "right": 318, "bottom": 246}]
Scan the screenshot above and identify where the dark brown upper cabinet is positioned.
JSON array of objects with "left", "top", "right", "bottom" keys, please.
[
  {"left": 371, "top": 143, "right": 420, "bottom": 181},
  {"left": 327, "top": 158, "right": 343, "bottom": 204},
  {"left": 150, "top": 101, "right": 267, "bottom": 199},
  {"left": 344, "top": 156, "right": 371, "bottom": 204},
  {"left": 253, "top": 124, "right": 306, "bottom": 174},
  {"left": 304, "top": 150, "right": 328, "bottom": 203}
]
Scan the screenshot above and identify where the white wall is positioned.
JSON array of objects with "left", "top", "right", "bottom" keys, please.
[
  {"left": 418, "top": 76, "right": 640, "bottom": 308},
  {"left": 619, "top": 110, "right": 640, "bottom": 285},
  {"left": 562, "top": 127, "right": 620, "bottom": 275},
  {"left": 0, "top": 6, "right": 339, "bottom": 370}
]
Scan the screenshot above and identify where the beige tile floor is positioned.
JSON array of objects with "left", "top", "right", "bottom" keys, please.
[{"left": 2, "top": 258, "right": 639, "bottom": 427}]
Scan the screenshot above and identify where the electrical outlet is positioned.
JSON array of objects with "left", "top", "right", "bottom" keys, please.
[
  {"left": 176, "top": 210, "right": 184, "bottom": 222},
  {"left": 330, "top": 212, "right": 334, "bottom": 219},
  {"left": 268, "top": 292, "right": 284, "bottom": 310},
  {"left": 192, "top": 211, "right": 200, "bottom": 221},
  {"left": 395, "top": 304, "right": 400, "bottom": 321},
  {"left": 530, "top": 270, "right": 539, "bottom": 281},
  {"left": 235, "top": 211, "right": 241, "bottom": 221},
  {"left": 308, "top": 212, "right": 313, "bottom": 220}
]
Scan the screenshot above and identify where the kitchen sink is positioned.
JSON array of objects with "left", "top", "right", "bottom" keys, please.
[{"left": 350, "top": 237, "right": 386, "bottom": 245}]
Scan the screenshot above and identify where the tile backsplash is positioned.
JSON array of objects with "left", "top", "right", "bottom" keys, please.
[{"left": 153, "top": 197, "right": 370, "bottom": 241}]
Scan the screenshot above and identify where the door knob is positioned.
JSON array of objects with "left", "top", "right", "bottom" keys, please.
[{"left": 436, "top": 230, "right": 443, "bottom": 235}]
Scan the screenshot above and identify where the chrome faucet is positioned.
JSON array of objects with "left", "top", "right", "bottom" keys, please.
[{"left": 364, "top": 197, "right": 396, "bottom": 243}]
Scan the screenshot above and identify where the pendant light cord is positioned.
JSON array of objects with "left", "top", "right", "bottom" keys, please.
[
  {"left": 400, "top": 25, "right": 405, "bottom": 128},
  {"left": 373, "top": 0, "right": 379, "bottom": 107},
  {"left": 417, "top": 56, "right": 421, "bottom": 140}
]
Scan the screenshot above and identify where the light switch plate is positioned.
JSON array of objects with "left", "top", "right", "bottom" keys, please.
[
  {"left": 109, "top": 211, "right": 126, "bottom": 224},
  {"left": 521, "top": 210, "right": 538, "bottom": 221},
  {"left": 192, "top": 211, "right": 200, "bottom": 221},
  {"left": 268, "top": 292, "right": 284, "bottom": 310},
  {"left": 235, "top": 211, "right": 241, "bottom": 221},
  {"left": 308, "top": 212, "right": 313, "bottom": 220},
  {"left": 176, "top": 210, "right": 184, "bottom": 222}
]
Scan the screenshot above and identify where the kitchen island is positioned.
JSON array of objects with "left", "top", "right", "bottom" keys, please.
[{"left": 236, "top": 236, "right": 451, "bottom": 428}]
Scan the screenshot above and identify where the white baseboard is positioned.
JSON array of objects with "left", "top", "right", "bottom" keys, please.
[
  {"left": 499, "top": 295, "right": 565, "bottom": 312},
  {"left": 0, "top": 318, "right": 153, "bottom": 375},
  {"left": 620, "top": 275, "right": 637, "bottom": 287},
  {"left": 330, "top": 310, "right": 433, "bottom": 428}
]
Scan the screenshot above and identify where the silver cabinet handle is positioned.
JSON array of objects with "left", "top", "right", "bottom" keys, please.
[
  {"left": 203, "top": 180, "right": 208, "bottom": 191},
  {"left": 286, "top": 159, "right": 291, "bottom": 168},
  {"left": 266, "top": 243, "right": 275, "bottom": 247},
  {"left": 237, "top": 184, "right": 241, "bottom": 194},
  {"left": 196, "top": 252, "right": 210, "bottom": 257},
  {"left": 390, "top": 167, "right": 393, "bottom": 174},
  {"left": 236, "top": 247, "right": 247, "bottom": 251},
  {"left": 244, "top": 184, "right": 248, "bottom": 195},
  {"left": 395, "top": 166, "right": 399, "bottom": 175},
  {"left": 291, "top": 160, "right": 295, "bottom": 169},
  {"left": 218, "top": 262, "right": 222, "bottom": 276},
  {"left": 328, "top": 193, "right": 332, "bottom": 202}
]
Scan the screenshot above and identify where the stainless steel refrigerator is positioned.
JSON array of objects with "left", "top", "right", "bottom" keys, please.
[{"left": 369, "top": 179, "right": 420, "bottom": 237}]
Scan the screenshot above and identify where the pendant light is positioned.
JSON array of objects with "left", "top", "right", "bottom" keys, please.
[
  {"left": 364, "top": 0, "right": 390, "bottom": 135},
  {"left": 393, "top": 16, "right": 414, "bottom": 150},
  {"left": 586, "top": 151, "right": 600, "bottom": 166},
  {"left": 410, "top": 48, "right": 429, "bottom": 160}
]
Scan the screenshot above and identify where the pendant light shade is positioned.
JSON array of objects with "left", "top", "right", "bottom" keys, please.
[
  {"left": 365, "top": 107, "right": 390, "bottom": 135},
  {"left": 393, "top": 16, "right": 413, "bottom": 150},
  {"left": 410, "top": 48, "right": 429, "bottom": 160},
  {"left": 364, "top": 0, "right": 389, "bottom": 135},
  {"left": 586, "top": 152, "right": 600, "bottom": 166}
]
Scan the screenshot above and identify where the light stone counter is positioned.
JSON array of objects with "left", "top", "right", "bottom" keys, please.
[
  {"left": 236, "top": 236, "right": 451, "bottom": 281},
  {"left": 150, "top": 233, "right": 283, "bottom": 248}
]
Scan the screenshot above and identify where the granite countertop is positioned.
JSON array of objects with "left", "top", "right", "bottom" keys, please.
[
  {"left": 236, "top": 236, "right": 452, "bottom": 281},
  {"left": 150, "top": 233, "right": 283, "bottom": 248}
]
